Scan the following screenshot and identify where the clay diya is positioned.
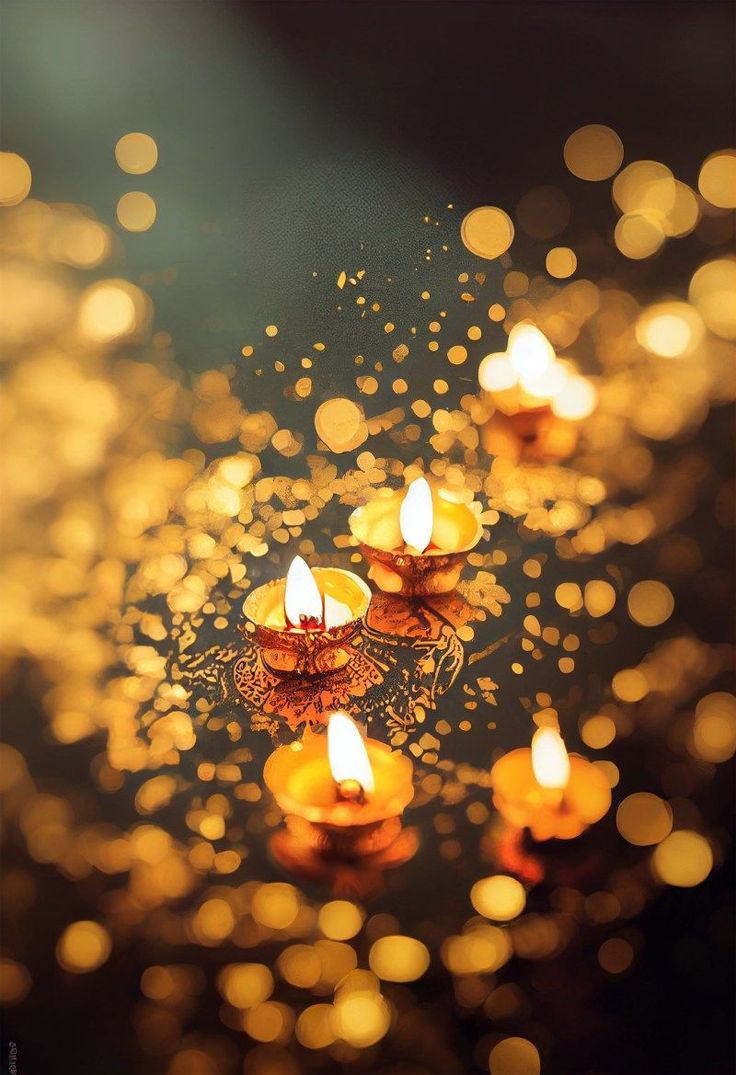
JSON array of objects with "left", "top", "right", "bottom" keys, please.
[
  {"left": 264, "top": 710, "right": 415, "bottom": 856},
  {"left": 490, "top": 726, "right": 611, "bottom": 841},
  {"left": 241, "top": 555, "right": 371, "bottom": 676},
  {"left": 348, "top": 476, "right": 483, "bottom": 596}
]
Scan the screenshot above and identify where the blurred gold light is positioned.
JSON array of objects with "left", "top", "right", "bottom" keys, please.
[
  {"left": 489, "top": 1036, "right": 541, "bottom": 1075},
  {"left": 461, "top": 206, "right": 515, "bottom": 259},
  {"left": 508, "top": 323, "right": 555, "bottom": 381},
  {"left": 116, "top": 191, "right": 157, "bottom": 232},
  {"left": 333, "top": 990, "right": 390, "bottom": 1047},
  {"left": 614, "top": 212, "right": 666, "bottom": 260},
  {"left": 616, "top": 793, "right": 673, "bottom": 846},
  {"left": 442, "top": 925, "right": 512, "bottom": 975},
  {"left": 583, "top": 580, "right": 616, "bottom": 617},
  {"left": 627, "top": 580, "right": 674, "bottom": 627},
  {"left": 244, "top": 1002, "right": 292, "bottom": 1043},
  {"left": 698, "top": 149, "right": 736, "bottom": 209},
  {"left": 56, "top": 920, "right": 111, "bottom": 973},
  {"left": 78, "top": 279, "right": 145, "bottom": 343},
  {"left": 663, "top": 180, "right": 700, "bottom": 237},
  {"left": 218, "top": 963, "right": 274, "bottom": 1009},
  {"left": 546, "top": 246, "right": 577, "bottom": 279},
  {"left": 478, "top": 353, "right": 517, "bottom": 392},
  {"left": 368, "top": 935, "right": 430, "bottom": 982},
  {"left": 0, "top": 957, "right": 32, "bottom": 1005},
  {"left": 564, "top": 124, "right": 624, "bottom": 181},
  {"left": 277, "top": 945, "right": 321, "bottom": 989},
  {"left": 598, "top": 937, "right": 634, "bottom": 974},
  {"left": 470, "top": 875, "right": 526, "bottom": 922},
  {"left": 55, "top": 217, "right": 111, "bottom": 268},
  {"left": 251, "top": 883, "right": 300, "bottom": 930},
  {"left": 613, "top": 160, "right": 675, "bottom": 214},
  {"left": 691, "top": 692, "right": 736, "bottom": 763},
  {"left": 635, "top": 302, "right": 704, "bottom": 358},
  {"left": 688, "top": 258, "right": 736, "bottom": 339},
  {"left": 115, "top": 132, "right": 158, "bottom": 174},
  {"left": 612, "top": 668, "right": 648, "bottom": 702},
  {"left": 581, "top": 714, "right": 616, "bottom": 749},
  {"left": 551, "top": 375, "right": 597, "bottom": 420},
  {"left": 555, "top": 582, "right": 583, "bottom": 611},
  {"left": 318, "top": 900, "right": 363, "bottom": 941},
  {"left": 295, "top": 1004, "right": 336, "bottom": 1049},
  {"left": 192, "top": 898, "right": 235, "bottom": 943},
  {"left": 314, "top": 398, "right": 368, "bottom": 452},
  {"left": 652, "top": 830, "right": 713, "bottom": 887},
  {"left": 0, "top": 151, "right": 32, "bottom": 206}
]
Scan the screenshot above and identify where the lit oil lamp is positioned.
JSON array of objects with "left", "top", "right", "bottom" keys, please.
[
  {"left": 348, "top": 476, "right": 483, "bottom": 596},
  {"left": 478, "top": 323, "right": 597, "bottom": 464},
  {"left": 490, "top": 726, "right": 611, "bottom": 841},
  {"left": 263, "top": 710, "right": 415, "bottom": 856},
  {"left": 241, "top": 556, "right": 371, "bottom": 676},
  {"left": 269, "top": 823, "right": 419, "bottom": 900}
]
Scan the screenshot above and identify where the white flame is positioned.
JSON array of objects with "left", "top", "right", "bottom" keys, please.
[
  {"left": 327, "top": 711, "right": 375, "bottom": 793},
  {"left": 399, "top": 477, "right": 433, "bottom": 552},
  {"left": 323, "top": 593, "right": 353, "bottom": 629},
  {"left": 508, "top": 323, "right": 555, "bottom": 382},
  {"left": 283, "top": 555, "right": 323, "bottom": 627},
  {"left": 531, "top": 727, "right": 571, "bottom": 790}
]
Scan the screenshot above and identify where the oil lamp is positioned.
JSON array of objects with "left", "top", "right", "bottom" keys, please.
[
  {"left": 263, "top": 711, "right": 415, "bottom": 856},
  {"left": 490, "top": 726, "right": 611, "bottom": 840},
  {"left": 241, "top": 556, "right": 371, "bottom": 676},
  {"left": 478, "top": 323, "right": 597, "bottom": 464},
  {"left": 348, "top": 476, "right": 483, "bottom": 596}
]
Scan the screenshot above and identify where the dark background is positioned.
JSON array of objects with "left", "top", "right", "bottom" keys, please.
[{"left": 2, "top": 1, "right": 734, "bottom": 370}]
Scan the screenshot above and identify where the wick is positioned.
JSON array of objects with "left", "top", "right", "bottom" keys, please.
[
  {"left": 296, "top": 613, "right": 323, "bottom": 630},
  {"left": 337, "top": 779, "right": 365, "bottom": 804}
]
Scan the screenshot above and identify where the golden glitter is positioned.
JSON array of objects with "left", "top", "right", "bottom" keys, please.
[
  {"left": 369, "top": 936, "right": 430, "bottom": 982},
  {"left": 581, "top": 714, "right": 616, "bottom": 749},
  {"left": 652, "top": 831, "right": 713, "bottom": 887},
  {"left": 116, "top": 191, "right": 157, "bottom": 232},
  {"left": 460, "top": 206, "right": 514, "bottom": 259},
  {"left": 56, "top": 921, "right": 112, "bottom": 974},
  {"left": 564, "top": 124, "right": 624, "bottom": 181},
  {"left": 698, "top": 149, "right": 736, "bottom": 209},
  {"left": 313, "top": 398, "right": 367, "bottom": 452},
  {"left": 627, "top": 581, "right": 674, "bottom": 627},
  {"left": 546, "top": 247, "right": 577, "bottom": 279},
  {"left": 489, "top": 1037, "right": 541, "bottom": 1075},
  {"left": 0, "top": 152, "right": 32, "bottom": 205},
  {"left": 471, "top": 875, "right": 526, "bottom": 921},
  {"left": 616, "top": 793, "right": 673, "bottom": 846},
  {"left": 114, "top": 132, "right": 158, "bottom": 174},
  {"left": 447, "top": 345, "right": 468, "bottom": 365}
]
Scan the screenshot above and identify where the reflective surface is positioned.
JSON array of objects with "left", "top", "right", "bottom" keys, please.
[{"left": 1, "top": 4, "right": 734, "bottom": 1074}]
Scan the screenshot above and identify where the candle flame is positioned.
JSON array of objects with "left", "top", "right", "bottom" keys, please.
[
  {"left": 399, "top": 476, "right": 433, "bottom": 552},
  {"left": 327, "top": 711, "right": 375, "bottom": 794},
  {"left": 531, "top": 727, "right": 571, "bottom": 790},
  {"left": 508, "top": 323, "right": 555, "bottom": 382},
  {"left": 323, "top": 592, "right": 352, "bottom": 629},
  {"left": 284, "top": 555, "right": 323, "bottom": 628}
]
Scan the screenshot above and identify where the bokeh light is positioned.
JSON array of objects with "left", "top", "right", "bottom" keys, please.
[
  {"left": 114, "top": 132, "right": 158, "bottom": 174},
  {"left": 563, "top": 124, "right": 624, "bottom": 180}
]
